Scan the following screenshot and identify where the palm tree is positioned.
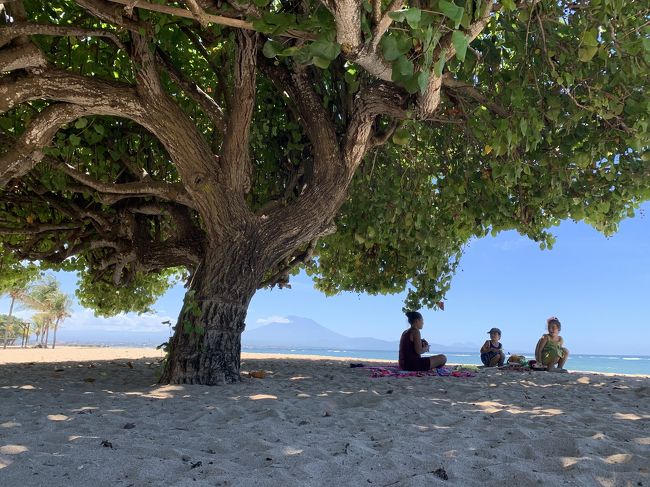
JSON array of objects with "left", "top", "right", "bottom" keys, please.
[
  {"left": 22, "top": 276, "right": 72, "bottom": 348},
  {"left": 50, "top": 291, "right": 72, "bottom": 349}
]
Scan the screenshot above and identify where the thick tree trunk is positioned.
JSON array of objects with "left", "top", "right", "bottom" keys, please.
[{"left": 160, "top": 241, "right": 264, "bottom": 385}]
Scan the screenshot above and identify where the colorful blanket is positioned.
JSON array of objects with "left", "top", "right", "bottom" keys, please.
[{"left": 360, "top": 364, "right": 475, "bottom": 378}]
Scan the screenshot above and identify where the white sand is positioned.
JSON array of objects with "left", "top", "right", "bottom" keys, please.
[{"left": 1, "top": 347, "right": 648, "bottom": 486}]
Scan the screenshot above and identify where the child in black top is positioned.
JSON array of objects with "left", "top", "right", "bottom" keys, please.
[{"left": 480, "top": 327, "right": 505, "bottom": 367}]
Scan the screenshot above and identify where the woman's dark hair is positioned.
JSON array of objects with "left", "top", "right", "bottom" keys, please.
[
  {"left": 547, "top": 316, "right": 561, "bottom": 330},
  {"left": 405, "top": 311, "right": 422, "bottom": 325}
]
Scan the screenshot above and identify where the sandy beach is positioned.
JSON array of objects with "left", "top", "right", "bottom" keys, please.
[{"left": 1, "top": 347, "right": 648, "bottom": 486}]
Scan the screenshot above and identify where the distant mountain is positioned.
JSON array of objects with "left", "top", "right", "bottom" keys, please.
[{"left": 242, "top": 316, "right": 477, "bottom": 352}]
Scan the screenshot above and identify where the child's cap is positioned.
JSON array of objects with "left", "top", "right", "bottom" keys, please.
[{"left": 487, "top": 327, "right": 501, "bottom": 335}]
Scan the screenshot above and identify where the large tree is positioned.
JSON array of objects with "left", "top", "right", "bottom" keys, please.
[{"left": 0, "top": 0, "right": 648, "bottom": 383}]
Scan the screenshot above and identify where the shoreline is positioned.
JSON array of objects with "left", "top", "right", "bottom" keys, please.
[{"left": 1, "top": 346, "right": 648, "bottom": 378}]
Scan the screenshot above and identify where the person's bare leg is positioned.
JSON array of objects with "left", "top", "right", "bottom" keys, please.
[
  {"left": 489, "top": 354, "right": 500, "bottom": 367},
  {"left": 497, "top": 351, "right": 505, "bottom": 366},
  {"left": 558, "top": 348, "right": 569, "bottom": 369},
  {"left": 429, "top": 354, "right": 447, "bottom": 369}
]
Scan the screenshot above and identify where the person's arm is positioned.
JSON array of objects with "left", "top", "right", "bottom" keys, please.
[
  {"left": 480, "top": 340, "right": 491, "bottom": 353},
  {"left": 535, "top": 336, "right": 547, "bottom": 362},
  {"left": 412, "top": 329, "right": 423, "bottom": 354},
  {"left": 421, "top": 339, "right": 430, "bottom": 353}
]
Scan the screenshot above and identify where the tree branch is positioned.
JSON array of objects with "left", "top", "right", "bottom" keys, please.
[
  {"left": 74, "top": 0, "right": 151, "bottom": 34},
  {"left": 221, "top": 30, "right": 256, "bottom": 194},
  {"left": 0, "top": 42, "right": 47, "bottom": 72},
  {"left": 101, "top": 0, "right": 315, "bottom": 40},
  {"left": 154, "top": 47, "right": 226, "bottom": 133},
  {"left": 418, "top": 0, "right": 496, "bottom": 117},
  {"left": 58, "top": 162, "right": 196, "bottom": 208},
  {"left": 0, "top": 223, "right": 82, "bottom": 235},
  {"left": 0, "top": 103, "right": 91, "bottom": 186},
  {"left": 0, "top": 22, "right": 126, "bottom": 51},
  {"left": 441, "top": 74, "right": 509, "bottom": 118}
]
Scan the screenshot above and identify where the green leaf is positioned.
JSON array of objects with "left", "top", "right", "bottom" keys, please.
[
  {"left": 439, "top": 0, "right": 464, "bottom": 29},
  {"left": 392, "top": 127, "right": 410, "bottom": 145},
  {"left": 451, "top": 31, "right": 469, "bottom": 62},
  {"left": 417, "top": 71, "right": 430, "bottom": 94},
  {"left": 519, "top": 118, "right": 528, "bottom": 136},
  {"left": 581, "top": 29, "right": 599, "bottom": 47},
  {"left": 68, "top": 134, "right": 81, "bottom": 146},
  {"left": 312, "top": 56, "right": 332, "bottom": 69},
  {"left": 262, "top": 40, "right": 282, "bottom": 58},
  {"left": 433, "top": 52, "right": 446, "bottom": 77},
  {"left": 74, "top": 118, "right": 88, "bottom": 129},
  {"left": 392, "top": 55, "right": 414, "bottom": 80},
  {"left": 501, "top": 0, "right": 516, "bottom": 11},
  {"left": 381, "top": 36, "right": 402, "bottom": 61},
  {"left": 578, "top": 46, "right": 598, "bottom": 62},
  {"left": 310, "top": 39, "right": 341, "bottom": 61}
]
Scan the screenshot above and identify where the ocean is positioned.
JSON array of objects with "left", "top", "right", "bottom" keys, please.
[{"left": 242, "top": 347, "right": 650, "bottom": 375}]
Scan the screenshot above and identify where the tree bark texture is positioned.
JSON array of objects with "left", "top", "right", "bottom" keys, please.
[{"left": 160, "top": 240, "right": 264, "bottom": 385}]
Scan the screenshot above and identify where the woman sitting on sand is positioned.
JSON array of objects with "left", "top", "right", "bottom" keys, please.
[
  {"left": 399, "top": 311, "right": 447, "bottom": 371},
  {"left": 535, "top": 316, "right": 570, "bottom": 371}
]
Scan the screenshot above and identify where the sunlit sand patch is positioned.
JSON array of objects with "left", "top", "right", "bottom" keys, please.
[
  {"left": 70, "top": 407, "right": 98, "bottom": 414},
  {"left": 68, "top": 436, "right": 100, "bottom": 442},
  {"left": 124, "top": 392, "right": 143, "bottom": 396},
  {"left": 633, "top": 437, "right": 650, "bottom": 445},
  {"left": 0, "top": 459, "right": 13, "bottom": 469},
  {"left": 282, "top": 447, "right": 303, "bottom": 456},
  {"left": 596, "top": 477, "right": 616, "bottom": 487},
  {"left": 0, "top": 445, "right": 28, "bottom": 454},
  {"left": 248, "top": 394, "right": 277, "bottom": 400},
  {"left": 591, "top": 432, "right": 607, "bottom": 440},
  {"left": 47, "top": 414, "right": 69, "bottom": 421},
  {"left": 561, "top": 456, "right": 591, "bottom": 468},
  {"left": 603, "top": 453, "right": 633, "bottom": 464},
  {"left": 289, "top": 376, "right": 311, "bottom": 381},
  {"left": 614, "top": 412, "right": 647, "bottom": 421},
  {"left": 530, "top": 407, "right": 563, "bottom": 416},
  {"left": 296, "top": 393, "right": 311, "bottom": 398},
  {"left": 444, "top": 450, "right": 457, "bottom": 459},
  {"left": 19, "top": 385, "right": 36, "bottom": 390},
  {"left": 143, "top": 385, "right": 185, "bottom": 399},
  {"left": 577, "top": 377, "right": 590, "bottom": 384},
  {"left": 0, "top": 422, "right": 21, "bottom": 428}
]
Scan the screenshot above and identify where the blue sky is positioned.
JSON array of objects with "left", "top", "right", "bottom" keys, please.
[{"left": 2, "top": 202, "right": 649, "bottom": 355}]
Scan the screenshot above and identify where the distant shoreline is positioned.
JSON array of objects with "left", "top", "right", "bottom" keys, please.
[{"left": 1, "top": 346, "right": 648, "bottom": 377}]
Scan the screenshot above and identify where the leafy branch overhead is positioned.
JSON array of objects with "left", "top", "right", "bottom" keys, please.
[{"left": 0, "top": 0, "right": 648, "bottom": 316}]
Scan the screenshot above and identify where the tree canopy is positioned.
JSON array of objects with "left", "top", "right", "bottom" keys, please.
[{"left": 0, "top": 0, "right": 648, "bottom": 382}]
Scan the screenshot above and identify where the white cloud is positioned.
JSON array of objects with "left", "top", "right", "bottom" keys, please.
[
  {"left": 255, "top": 315, "right": 290, "bottom": 325},
  {"left": 492, "top": 237, "right": 536, "bottom": 251},
  {"left": 61, "top": 308, "right": 175, "bottom": 333}
]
